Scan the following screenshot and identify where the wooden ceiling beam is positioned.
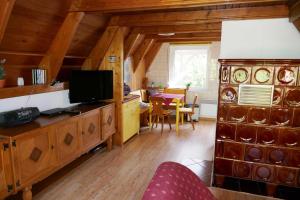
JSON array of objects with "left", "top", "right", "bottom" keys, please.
[
  {"left": 157, "top": 38, "right": 221, "bottom": 43},
  {"left": 132, "top": 38, "right": 155, "bottom": 72},
  {"left": 124, "top": 32, "right": 144, "bottom": 60},
  {"left": 82, "top": 26, "right": 119, "bottom": 70},
  {"left": 39, "top": 12, "right": 84, "bottom": 84},
  {"left": 145, "top": 32, "right": 221, "bottom": 40},
  {"left": 289, "top": 0, "right": 300, "bottom": 31},
  {"left": 133, "top": 23, "right": 222, "bottom": 34},
  {"left": 0, "top": 0, "right": 16, "bottom": 43},
  {"left": 70, "top": 0, "right": 286, "bottom": 12},
  {"left": 144, "top": 42, "right": 163, "bottom": 72},
  {"left": 109, "top": 5, "right": 289, "bottom": 26}
]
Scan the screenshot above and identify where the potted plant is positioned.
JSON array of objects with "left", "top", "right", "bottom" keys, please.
[
  {"left": 186, "top": 82, "right": 192, "bottom": 91},
  {"left": 0, "top": 59, "right": 6, "bottom": 88}
]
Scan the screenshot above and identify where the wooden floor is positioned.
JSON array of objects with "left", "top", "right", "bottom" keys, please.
[{"left": 30, "top": 120, "right": 216, "bottom": 200}]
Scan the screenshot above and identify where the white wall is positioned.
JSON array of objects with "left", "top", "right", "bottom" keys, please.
[
  {"left": 0, "top": 90, "right": 75, "bottom": 112},
  {"left": 220, "top": 18, "right": 300, "bottom": 59}
]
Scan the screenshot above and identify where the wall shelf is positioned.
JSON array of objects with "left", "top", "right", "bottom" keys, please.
[{"left": 0, "top": 82, "right": 69, "bottom": 99}]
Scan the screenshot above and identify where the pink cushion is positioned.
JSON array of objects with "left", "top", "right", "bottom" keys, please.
[{"left": 142, "top": 162, "right": 216, "bottom": 200}]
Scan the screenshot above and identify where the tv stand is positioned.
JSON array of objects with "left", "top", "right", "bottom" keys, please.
[{"left": 0, "top": 103, "right": 116, "bottom": 200}]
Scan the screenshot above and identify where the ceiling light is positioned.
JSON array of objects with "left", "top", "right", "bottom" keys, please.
[{"left": 158, "top": 33, "right": 175, "bottom": 36}]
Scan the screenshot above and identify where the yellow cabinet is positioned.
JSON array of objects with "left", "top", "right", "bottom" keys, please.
[{"left": 122, "top": 98, "right": 140, "bottom": 142}]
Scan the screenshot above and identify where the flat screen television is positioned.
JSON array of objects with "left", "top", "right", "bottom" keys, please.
[{"left": 69, "top": 70, "right": 113, "bottom": 103}]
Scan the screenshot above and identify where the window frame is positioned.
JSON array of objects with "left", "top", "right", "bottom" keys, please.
[{"left": 168, "top": 44, "right": 209, "bottom": 91}]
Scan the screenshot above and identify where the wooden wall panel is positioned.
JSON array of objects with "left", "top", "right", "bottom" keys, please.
[
  {"left": 124, "top": 33, "right": 143, "bottom": 60},
  {"left": 0, "top": 0, "right": 16, "bottom": 43},
  {"left": 132, "top": 38, "right": 154, "bottom": 72},
  {"left": 70, "top": 0, "right": 286, "bottom": 12},
  {"left": 99, "top": 28, "right": 124, "bottom": 146},
  {"left": 39, "top": 12, "right": 85, "bottom": 83},
  {"left": 289, "top": 0, "right": 300, "bottom": 31},
  {"left": 67, "top": 13, "right": 109, "bottom": 57},
  {"left": 82, "top": 26, "right": 119, "bottom": 70},
  {"left": 144, "top": 42, "right": 162, "bottom": 72},
  {"left": 110, "top": 5, "right": 289, "bottom": 26}
]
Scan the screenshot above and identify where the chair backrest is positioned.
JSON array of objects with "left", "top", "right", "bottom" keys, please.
[
  {"left": 150, "top": 96, "right": 166, "bottom": 116},
  {"left": 191, "top": 95, "right": 198, "bottom": 113},
  {"left": 140, "top": 89, "right": 149, "bottom": 103},
  {"left": 163, "top": 88, "right": 187, "bottom": 103}
]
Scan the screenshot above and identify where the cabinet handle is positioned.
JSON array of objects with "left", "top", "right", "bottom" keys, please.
[
  {"left": 82, "top": 131, "right": 85, "bottom": 135},
  {"left": 51, "top": 145, "right": 54, "bottom": 150}
]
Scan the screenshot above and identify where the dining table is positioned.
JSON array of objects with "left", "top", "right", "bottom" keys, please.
[{"left": 149, "top": 93, "right": 185, "bottom": 135}]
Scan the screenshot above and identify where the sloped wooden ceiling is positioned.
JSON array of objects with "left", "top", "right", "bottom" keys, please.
[
  {"left": 0, "top": 0, "right": 294, "bottom": 86},
  {"left": 0, "top": 0, "right": 110, "bottom": 65}
]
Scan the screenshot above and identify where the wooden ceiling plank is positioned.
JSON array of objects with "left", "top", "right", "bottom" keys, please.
[
  {"left": 133, "top": 23, "right": 222, "bottom": 34},
  {"left": 157, "top": 38, "right": 221, "bottom": 43},
  {"left": 82, "top": 26, "right": 119, "bottom": 70},
  {"left": 0, "top": 0, "right": 16, "bottom": 43},
  {"left": 144, "top": 42, "right": 163, "bottom": 72},
  {"left": 145, "top": 32, "right": 221, "bottom": 39},
  {"left": 109, "top": 5, "right": 289, "bottom": 26},
  {"left": 124, "top": 32, "right": 143, "bottom": 60},
  {"left": 70, "top": 0, "right": 286, "bottom": 12},
  {"left": 132, "top": 38, "right": 155, "bottom": 72},
  {"left": 39, "top": 12, "right": 85, "bottom": 84}
]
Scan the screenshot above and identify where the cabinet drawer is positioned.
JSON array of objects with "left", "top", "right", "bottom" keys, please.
[{"left": 101, "top": 104, "right": 116, "bottom": 139}]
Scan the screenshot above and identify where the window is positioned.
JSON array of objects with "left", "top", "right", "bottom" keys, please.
[{"left": 169, "top": 45, "right": 209, "bottom": 90}]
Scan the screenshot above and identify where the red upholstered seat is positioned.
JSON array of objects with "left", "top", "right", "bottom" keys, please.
[{"left": 142, "top": 162, "right": 216, "bottom": 200}]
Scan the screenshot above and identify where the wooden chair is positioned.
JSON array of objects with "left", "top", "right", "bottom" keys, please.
[
  {"left": 179, "top": 95, "right": 198, "bottom": 130},
  {"left": 163, "top": 88, "right": 187, "bottom": 104},
  {"left": 150, "top": 96, "right": 172, "bottom": 135},
  {"left": 140, "top": 89, "right": 149, "bottom": 103}
]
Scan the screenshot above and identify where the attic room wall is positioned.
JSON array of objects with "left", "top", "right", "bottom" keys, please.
[
  {"left": 0, "top": 0, "right": 109, "bottom": 86},
  {"left": 220, "top": 18, "right": 300, "bottom": 59},
  {"left": 0, "top": 0, "right": 109, "bottom": 112}
]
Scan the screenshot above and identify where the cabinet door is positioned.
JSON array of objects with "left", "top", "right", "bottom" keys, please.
[
  {"left": 123, "top": 99, "right": 140, "bottom": 142},
  {"left": 0, "top": 140, "right": 14, "bottom": 198},
  {"left": 13, "top": 127, "right": 56, "bottom": 188},
  {"left": 101, "top": 104, "right": 116, "bottom": 140},
  {"left": 55, "top": 119, "right": 80, "bottom": 165},
  {"left": 81, "top": 110, "right": 101, "bottom": 152}
]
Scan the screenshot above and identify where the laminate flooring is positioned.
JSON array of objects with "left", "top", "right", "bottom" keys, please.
[{"left": 33, "top": 120, "right": 216, "bottom": 200}]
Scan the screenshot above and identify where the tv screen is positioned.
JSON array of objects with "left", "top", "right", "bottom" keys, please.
[{"left": 69, "top": 70, "right": 113, "bottom": 103}]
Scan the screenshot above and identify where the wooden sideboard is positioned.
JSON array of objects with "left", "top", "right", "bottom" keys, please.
[
  {"left": 0, "top": 103, "right": 116, "bottom": 200},
  {"left": 214, "top": 59, "right": 300, "bottom": 197}
]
